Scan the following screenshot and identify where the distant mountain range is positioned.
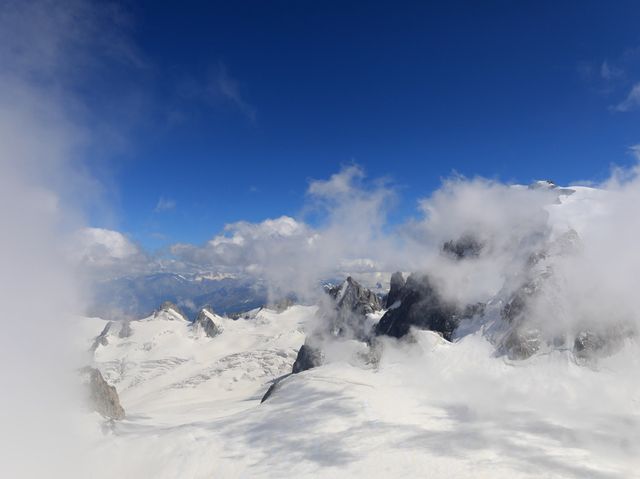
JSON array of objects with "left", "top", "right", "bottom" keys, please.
[{"left": 88, "top": 273, "right": 268, "bottom": 320}]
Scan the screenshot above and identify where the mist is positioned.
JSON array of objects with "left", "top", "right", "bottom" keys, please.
[
  {"left": 0, "top": 1, "right": 137, "bottom": 477},
  {"left": 2, "top": 2, "right": 640, "bottom": 478},
  {"left": 164, "top": 162, "right": 640, "bottom": 351}
]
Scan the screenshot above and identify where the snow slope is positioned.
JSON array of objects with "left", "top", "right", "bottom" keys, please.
[
  {"left": 75, "top": 185, "right": 640, "bottom": 478},
  {"left": 91, "top": 306, "right": 308, "bottom": 422},
  {"left": 546, "top": 186, "right": 609, "bottom": 237},
  {"left": 80, "top": 303, "right": 640, "bottom": 479}
]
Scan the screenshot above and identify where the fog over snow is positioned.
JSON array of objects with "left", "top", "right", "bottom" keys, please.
[{"left": 1, "top": 1, "right": 640, "bottom": 478}]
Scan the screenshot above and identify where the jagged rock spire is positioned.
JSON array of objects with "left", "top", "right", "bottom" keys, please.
[
  {"left": 194, "top": 306, "right": 222, "bottom": 338},
  {"left": 82, "top": 367, "right": 125, "bottom": 420}
]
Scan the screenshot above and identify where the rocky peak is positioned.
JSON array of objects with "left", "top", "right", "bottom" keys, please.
[
  {"left": 328, "top": 276, "right": 381, "bottom": 316},
  {"left": 81, "top": 367, "right": 125, "bottom": 420},
  {"left": 528, "top": 179, "right": 576, "bottom": 200},
  {"left": 90, "top": 320, "right": 134, "bottom": 351},
  {"left": 385, "top": 271, "right": 405, "bottom": 309},
  {"left": 325, "top": 276, "right": 382, "bottom": 339},
  {"left": 529, "top": 179, "right": 557, "bottom": 190},
  {"left": 194, "top": 306, "right": 222, "bottom": 338},
  {"left": 289, "top": 277, "right": 381, "bottom": 377},
  {"left": 155, "top": 301, "right": 188, "bottom": 321},
  {"left": 292, "top": 341, "right": 325, "bottom": 374},
  {"left": 375, "top": 273, "right": 481, "bottom": 341}
]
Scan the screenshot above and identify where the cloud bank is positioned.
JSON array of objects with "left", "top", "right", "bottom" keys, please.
[
  {"left": 0, "top": 0, "right": 139, "bottom": 476},
  {"left": 80, "top": 161, "right": 640, "bottom": 357},
  {"left": 81, "top": 160, "right": 640, "bottom": 311}
]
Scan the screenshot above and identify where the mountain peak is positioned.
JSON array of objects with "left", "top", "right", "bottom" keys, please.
[{"left": 155, "top": 301, "right": 188, "bottom": 321}]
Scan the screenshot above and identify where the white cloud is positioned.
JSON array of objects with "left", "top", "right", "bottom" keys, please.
[
  {"left": 74, "top": 227, "right": 142, "bottom": 263},
  {"left": 81, "top": 159, "right": 640, "bottom": 356},
  {"left": 212, "top": 62, "right": 256, "bottom": 122},
  {"left": 155, "top": 196, "right": 176, "bottom": 212},
  {"left": 612, "top": 82, "right": 640, "bottom": 111},
  {"left": 72, "top": 227, "right": 175, "bottom": 280},
  {"left": 171, "top": 216, "right": 315, "bottom": 275},
  {"left": 600, "top": 61, "right": 623, "bottom": 80},
  {"left": 169, "top": 166, "right": 398, "bottom": 298},
  {"left": 307, "top": 165, "right": 365, "bottom": 197},
  {"left": 0, "top": 1, "right": 140, "bottom": 476}
]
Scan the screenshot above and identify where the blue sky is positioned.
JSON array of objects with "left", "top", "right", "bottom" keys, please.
[{"left": 88, "top": 1, "right": 640, "bottom": 250}]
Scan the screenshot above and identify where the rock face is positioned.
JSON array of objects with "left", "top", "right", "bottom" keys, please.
[
  {"left": 327, "top": 276, "right": 381, "bottom": 316},
  {"left": 498, "top": 327, "right": 542, "bottom": 359},
  {"left": 385, "top": 272, "right": 405, "bottom": 308},
  {"left": 84, "top": 367, "right": 125, "bottom": 420},
  {"left": 91, "top": 320, "right": 133, "bottom": 351},
  {"left": 442, "top": 234, "right": 484, "bottom": 260},
  {"left": 90, "top": 322, "right": 113, "bottom": 351},
  {"left": 325, "top": 276, "right": 382, "bottom": 339},
  {"left": 573, "top": 331, "right": 608, "bottom": 359},
  {"left": 573, "top": 325, "right": 636, "bottom": 360},
  {"left": 289, "top": 277, "right": 378, "bottom": 376},
  {"left": 494, "top": 248, "right": 555, "bottom": 359},
  {"left": 375, "top": 274, "right": 470, "bottom": 341},
  {"left": 118, "top": 320, "right": 132, "bottom": 338},
  {"left": 495, "top": 229, "right": 587, "bottom": 359},
  {"left": 260, "top": 373, "right": 292, "bottom": 403},
  {"left": 292, "top": 342, "right": 324, "bottom": 374},
  {"left": 193, "top": 307, "right": 222, "bottom": 338}
]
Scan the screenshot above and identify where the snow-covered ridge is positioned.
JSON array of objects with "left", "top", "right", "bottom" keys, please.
[
  {"left": 90, "top": 305, "right": 310, "bottom": 421},
  {"left": 82, "top": 301, "right": 640, "bottom": 478}
]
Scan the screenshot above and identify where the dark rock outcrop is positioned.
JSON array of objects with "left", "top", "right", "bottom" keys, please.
[
  {"left": 228, "top": 307, "right": 262, "bottom": 320},
  {"left": 375, "top": 274, "right": 472, "bottom": 341},
  {"left": 289, "top": 277, "right": 378, "bottom": 376},
  {"left": 83, "top": 367, "right": 125, "bottom": 420},
  {"left": 118, "top": 320, "right": 132, "bottom": 338},
  {"left": 260, "top": 373, "right": 292, "bottom": 403},
  {"left": 90, "top": 322, "right": 113, "bottom": 352},
  {"left": 327, "top": 276, "right": 381, "bottom": 316},
  {"left": 385, "top": 272, "right": 405, "bottom": 308},
  {"left": 194, "top": 306, "right": 222, "bottom": 338},
  {"left": 292, "top": 342, "right": 324, "bottom": 374},
  {"left": 325, "top": 276, "right": 382, "bottom": 339},
  {"left": 573, "top": 331, "right": 608, "bottom": 359},
  {"left": 442, "top": 234, "right": 484, "bottom": 260},
  {"left": 573, "top": 324, "right": 636, "bottom": 360}
]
